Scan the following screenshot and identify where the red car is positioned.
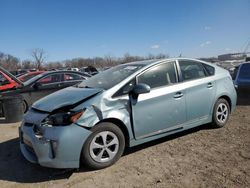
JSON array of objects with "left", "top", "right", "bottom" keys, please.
[
  {"left": 17, "top": 71, "right": 45, "bottom": 82},
  {"left": 0, "top": 67, "right": 22, "bottom": 92}
]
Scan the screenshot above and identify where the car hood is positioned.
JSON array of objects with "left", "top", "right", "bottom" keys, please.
[{"left": 32, "top": 86, "right": 103, "bottom": 112}]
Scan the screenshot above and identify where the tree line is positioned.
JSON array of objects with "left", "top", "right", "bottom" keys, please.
[{"left": 0, "top": 49, "right": 169, "bottom": 71}]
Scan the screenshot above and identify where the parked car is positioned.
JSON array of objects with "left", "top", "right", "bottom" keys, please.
[
  {"left": 0, "top": 66, "right": 22, "bottom": 92},
  {"left": 10, "top": 69, "right": 29, "bottom": 76},
  {"left": 1, "top": 70, "right": 90, "bottom": 112},
  {"left": 80, "top": 66, "right": 98, "bottom": 75},
  {"left": 19, "top": 58, "right": 236, "bottom": 169},
  {"left": 233, "top": 61, "right": 250, "bottom": 94},
  {"left": 67, "top": 67, "right": 79, "bottom": 72},
  {"left": 17, "top": 71, "right": 45, "bottom": 82}
]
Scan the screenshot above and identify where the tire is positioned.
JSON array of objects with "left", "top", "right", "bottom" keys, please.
[
  {"left": 212, "top": 98, "right": 230, "bottom": 128},
  {"left": 23, "top": 100, "right": 28, "bottom": 113},
  {"left": 81, "top": 122, "right": 125, "bottom": 170}
]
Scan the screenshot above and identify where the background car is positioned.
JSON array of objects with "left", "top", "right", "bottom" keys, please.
[
  {"left": 17, "top": 71, "right": 45, "bottom": 82},
  {"left": 0, "top": 66, "right": 22, "bottom": 92},
  {"left": 80, "top": 66, "right": 98, "bottom": 75},
  {"left": 19, "top": 58, "right": 236, "bottom": 170},
  {"left": 233, "top": 61, "right": 250, "bottom": 96},
  {"left": 1, "top": 70, "right": 90, "bottom": 112}
]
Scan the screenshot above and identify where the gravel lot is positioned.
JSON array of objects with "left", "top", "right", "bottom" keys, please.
[{"left": 0, "top": 99, "right": 249, "bottom": 188}]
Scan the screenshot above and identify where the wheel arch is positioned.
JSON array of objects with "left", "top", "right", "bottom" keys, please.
[
  {"left": 217, "top": 95, "right": 232, "bottom": 112},
  {"left": 98, "top": 118, "right": 130, "bottom": 147}
]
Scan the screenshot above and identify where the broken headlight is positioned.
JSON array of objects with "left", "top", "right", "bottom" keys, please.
[{"left": 44, "top": 110, "right": 84, "bottom": 126}]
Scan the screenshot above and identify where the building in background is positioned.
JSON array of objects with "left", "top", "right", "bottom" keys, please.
[{"left": 218, "top": 53, "right": 247, "bottom": 61}]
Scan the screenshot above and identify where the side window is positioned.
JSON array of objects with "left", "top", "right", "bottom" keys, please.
[
  {"left": 179, "top": 60, "right": 206, "bottom": 81},
  {"left": 202, "top": 63, "right": 215, "bottom": 76},
  {"left": 137, "top": 62, "right": 177, "bottom": 89},
  {"left": 64, "top": 73, "right": 84, "bottom": 81},
  {"left": 38, "top": 74, "right": 62, "bottom": 84}
]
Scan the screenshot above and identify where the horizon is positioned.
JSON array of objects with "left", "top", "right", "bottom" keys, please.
[{"left": 1, "top": 0, "right": 250, "bottom": 62}]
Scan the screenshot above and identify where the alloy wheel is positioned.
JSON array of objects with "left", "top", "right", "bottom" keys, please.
[
  {"left": 89, "top": 131, "right": 119, "bottom": 163},
  {"left": 216, "top": 103, "right": 228, "bottom": 124}
]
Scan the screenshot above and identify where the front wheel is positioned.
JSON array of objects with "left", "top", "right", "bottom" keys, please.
[
  {"left": 212, "top": 98, "right": 230, "bottom": 128},
  {"left": 81, "top": 122, "right": 125, "bottom": 170}
]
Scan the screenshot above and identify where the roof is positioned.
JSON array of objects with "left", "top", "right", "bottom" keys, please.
[{"left": 124, "top": 57, "right": 213, "bottom": 67}]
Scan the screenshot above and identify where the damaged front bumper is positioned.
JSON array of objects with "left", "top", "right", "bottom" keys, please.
[{"left": 19, "top": 121, "right": 91, "bottom": 169}]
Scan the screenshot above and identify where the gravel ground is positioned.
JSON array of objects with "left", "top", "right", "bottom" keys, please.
[{"left": 0, "top": 102, "right": 249, "bottom": 188}]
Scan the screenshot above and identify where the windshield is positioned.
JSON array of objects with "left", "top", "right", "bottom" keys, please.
[
  {"left": 239, "top": 63, "right": 250, "bottom": 79},
  {"left": 77, "top": 64, "right": 145, "bottom": 89}
]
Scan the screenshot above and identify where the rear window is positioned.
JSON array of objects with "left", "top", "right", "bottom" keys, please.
[
  {"left": 239, "top": 63, "right": 250, "bottom": 79},
  {"left": 202, "top": 63, "right": 215, "bottom": 76}
]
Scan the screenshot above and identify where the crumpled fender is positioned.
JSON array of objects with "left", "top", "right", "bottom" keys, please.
[{"left": 74, "top": 94, "right": 134, "bottom": 142}]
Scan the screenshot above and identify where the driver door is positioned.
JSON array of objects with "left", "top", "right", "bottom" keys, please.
[{"left": 131, "top": 61, "right": 187, "bottom": 139}]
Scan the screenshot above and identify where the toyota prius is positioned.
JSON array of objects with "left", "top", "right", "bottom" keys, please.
[{"left": 19, "top": 58, "right": 237, "bottom": 169}]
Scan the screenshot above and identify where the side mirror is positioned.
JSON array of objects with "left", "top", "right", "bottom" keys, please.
[
  {"left": 131, "top": 83, "right": 150, "bottom": 96},
  {"left": 33, "top": 82, "right": 42, "bottom": 89}
]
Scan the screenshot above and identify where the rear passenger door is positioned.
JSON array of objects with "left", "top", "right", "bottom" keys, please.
[
  {"left": 177, "top": 60, "right": 216, "bottom": 122},
  {"left": 132, "top": 61, "right": 187, "bottom": 139}
]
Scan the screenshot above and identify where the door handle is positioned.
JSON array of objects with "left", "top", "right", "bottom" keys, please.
[
  {"left": 174, "top": 92, "right": 184, "bottom": 98},
  {"left": 207, "top": 82, "right": 213, "bottom": 88}
]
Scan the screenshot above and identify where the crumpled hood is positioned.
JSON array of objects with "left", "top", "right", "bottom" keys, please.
[{"left": 32, "top": 86, "right": 103, "bottom": 112}]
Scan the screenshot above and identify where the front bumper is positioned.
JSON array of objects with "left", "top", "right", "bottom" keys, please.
[{"left": 19, "top": 121, "right": 91, "bottom": 169}]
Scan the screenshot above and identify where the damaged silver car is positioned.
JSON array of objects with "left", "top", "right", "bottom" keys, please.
[{"left": 19, "top": 58, "right": 237, "bottom": 169}]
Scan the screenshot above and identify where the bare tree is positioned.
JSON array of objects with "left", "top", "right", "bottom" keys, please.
[
  {"left": 0, "top": 52, "right": 20, "bottom": 71},
  {"left": 31, "top": 48, "right": 46, "bottom": 70},
  {"left": 21, "top": 60, "right": 35, "bottom": 69}
]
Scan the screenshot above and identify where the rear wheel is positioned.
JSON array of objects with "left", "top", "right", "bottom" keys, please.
[
  {"left": 212, "top": 98, "right": 230, "bottom": 128},
  {"left": 81, "top": 122, "right": 125, "bottom": 170}
]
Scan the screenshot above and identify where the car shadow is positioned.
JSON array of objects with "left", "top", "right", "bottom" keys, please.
[
  {"left": 0, "top": 138, "right": 79, "bottom": 183},
  {"left": 0, "top": 123, "right": 213, "bottom": 183},
  {"left": 124, "top": 123, "right": 212, "bottom": 156},
  {"left": 237, "top": 95, "right": 250, "bottom": 106}
]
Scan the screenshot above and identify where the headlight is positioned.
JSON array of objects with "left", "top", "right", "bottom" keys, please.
[{"left": 44, "top": 110, "right": 84, "bottom": 126}]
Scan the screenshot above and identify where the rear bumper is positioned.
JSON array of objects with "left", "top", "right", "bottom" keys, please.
[{"left": 19, "top": 122, "right": 91, "bottom": 169}]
